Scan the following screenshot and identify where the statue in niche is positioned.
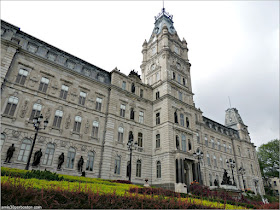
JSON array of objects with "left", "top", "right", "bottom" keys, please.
[
  {"left": 130, "top": 109, "right": 134, "bottom": 120},
  {"left": 221, "top": 169, "right": 232, "bottom": 185},
  {"left": 214, "top": 179, "right": 219, "bottom": 186},
  {"left": 32, "top": 149, "right": 43, "bottom": 166},
  {"left": 174, "top": 112, "right": 178, "bottom": 123},
  {"left": 78, "top": 156, "right": 84, "bottom": 172},
  {"left": 20, "top": 100, "right": 29, "bottom": 118},
  {"left": 131, "top": 83, "right": 135, "bottom": 93},
  {"left": 57, "top": 153, "right": 64, "bottom": 169},
  {"left": 186, "top": 118, "right": 190, "bottom": 128},
  {"left": 176, "top": 136, "right": 180, "bottom": 150},
  {"left": 129, "top": 131, "right": 134, "bottom": 141},
  {"left": 65, "top": 114, "right": 71, "bottom": 129},
  {"left": 5, "top": 144, "right": 15, "bottom": 163},
  {"left": 84, "top": 120, "right": 89, "bottom": 134},
  {"left": 45, "top": 108, "right": 51, "bottom": 120}
]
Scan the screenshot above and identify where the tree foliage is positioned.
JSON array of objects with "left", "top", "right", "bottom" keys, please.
[{"left": 257, "top": 139, "right": 279, "bottom": 177}]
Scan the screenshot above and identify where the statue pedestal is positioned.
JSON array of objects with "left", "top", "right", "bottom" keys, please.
[
  {"left": 220, "top": 184, "right": 239, "bottom": 191},
  {"left": 144, "top": 183, "right": 150, "bottom": 187},
  {"left": 175, "top": 183, "right": 187, "bottom": 194}
]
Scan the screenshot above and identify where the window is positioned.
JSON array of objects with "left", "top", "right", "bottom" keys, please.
[
  {"left": 38, "top": 77, "right": 49, "bottom": 93},
  {"left": 114, "top": 156, "right": 121, "bottom": 174},
  {"left": 1, "top": 133, "right": 5, "bottom": 151},
  {"left": 156, "top": 112, "right": 160, "bottom": 125},
  {"left": 274, "top": 181, "right": 277, "bottom": 186},
  {"left": 211, "top": 139, "right": 215, "bottom": 149},
  {"left": 92, "top": 121, "right": 99, "bottom": 138},
  {"left": 220, "top": 157, "right": 223, "bottom": 168},
  {"left": 131, "top": 83, "right": 135, "bottom": 93},
  {"left": 60, "top": 85, "right": 69, "bottom": 99},
  {"left": 207, "top": 153, "right": 210, "bottom": 166},
  {"left": 188, "top": 139, "right": 192, "bottom": 151},
  {"left": 229, "top": 145, "right": 232, "bottom": 154},
  {"left": 196, "top": 133, "right": 200, "bottom": 143},
  {"left": 176, "top": 135, "right": 180, "bottom": 150},
  {"left": 138, "top": 133, "right": 143, "bottom": 147},
  {"left": 181, "top": 134, "right": 186, "bottom": 152},
  {"left": 183, "top": 78, "right": 186, "bottom": 86},
  {"left": 174, "top": 112, "right": 178, "bottom": 123},
  {"left": 173, "top": 72, "right": 176, "bottom": 79},
  {"left": 42, "top": 143, "right": 55, "bottom": 165},
  {"left": 15, "top": 69, "right": 28, "bottom": 85},
  {"left": 178, "top": 91, "right": 183, "bottom": 101},
  {"left": 140, "top": 89, "right": 143, "bottom": 98},
  {"left": 30, "top": 103, "right": 42, "bottom": 121},
  {"left": 157, "top": 161, "right": 161, "bottom": 178},
  {"left": 4, "top": 96, "right": 19, "bottom": 117},
  {"left": 214, "top": 155, "right": 217, "bottom": 167},
  {"left": 209, "top": 173, "right": 213, "bottom": 186},
  {"left": 177, "top": 74, "right": 181, "bottom": 83},
  {"left": 136, "top": 160, "right": 141, "bottom": 177},
  {"left": 95, "top": 97, "right": 102, "bottom": 111},
  {"left": 223, "top": 143, "right": 226, "bottom": 152},
  {"left": 86, "top": 151, "right": 95, "bottom": 171},
  {"left": 122, "top": 81, "right": 126, "bottom": 90},
  {"left": 218, "top": 141, "right": 221, "bottom": 150},
  {"left": 130, "top": 108, "right": 134, "bottom": 120},
  {"left": 156, "top": 72, "right": 160, "bottom": 81},
  {"left": 118, "top": 127, "right": 124, "bottom": 142},
  {"left": 120, "top": 104, "right": 126, "bottom": 117},
  {"left": 156, "top": 91, "right": 160, "bottom": 99},
  {"left": 53, "top": 110, "right": 63, "bottom": 128},
  {"left": 139, "top": 111, "right": 144, "bottom": 123},
  {"left": 66, "top": 147, "right": 76, "bottom": 169},
  {"left": 17, "top": 139, "right": 32, "bottom": 162},
  {"left": 180, "top": 114, "right": 184, "bottom": 126},
  {"left": 156, "top": 134, "right": 160, "bottom": 148},
  {"left": 79, "top": 91, "right": 86, "bottom": 105},
  {"left": 205, "top": 136, "right": 208, "bottom": 147},
  {"left": 73, "top": 116, "right": 82, "bottom": 132},
  {"left": 186, "top": 117, "right": 190, "bottom": 128}
]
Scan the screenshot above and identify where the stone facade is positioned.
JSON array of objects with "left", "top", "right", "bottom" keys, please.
[{"left": 0, "top": 9, "right": 264, "bottom": 194}]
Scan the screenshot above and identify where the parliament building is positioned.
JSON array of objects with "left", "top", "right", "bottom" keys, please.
[{"left": 0, "top": 8, "right": 264, "bottom": 194}]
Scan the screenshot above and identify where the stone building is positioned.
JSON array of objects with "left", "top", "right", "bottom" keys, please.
[{"left": 0, "top": 8, "right": 264, "bottom": 194}]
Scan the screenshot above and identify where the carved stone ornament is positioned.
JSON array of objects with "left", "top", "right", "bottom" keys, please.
[
  {"left": 38, "top": 136, "right": 45, "bottom": 143},
  {"left": 84, "top": 120, "right": 90, "bottom": 134},
  {"left": 51, "top": 80, "right": 58, "bottom": 94},
  {"left": 12, "top": 130, "right": 20, "bottom": 138},
  {"left": 81, "top": 145, "right": 87, "bottom": 151},
  {"left": 65, "top": 114, "right": 71, "bottom": 129},
  {"left": 70, "top": 88, "right": 78, "bottom": 101},
  {"left": 19, "top": 100, "right": 29, "bottom": 118},
  {"left": 61, "top": 141, "right": 67, "bottom": 147},
  {"left": 29, "top": 75, "right": 39, "bottom": 87},
  {"left": 45, "top": 108, "right": 51, "bottom": 120}
]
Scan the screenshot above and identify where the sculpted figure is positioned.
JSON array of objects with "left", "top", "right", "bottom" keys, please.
[
  {"left": 32, "top": 149, "right": 43, "bottom": 166},
  {"left": 5, "top": 144, "right": 16, "bottom": 163},
  {"left": 78, "top": 156, "right": 84, "bottom": 172},
  {"left": 57, "top": 153, "right": 64, "bottom": 169}
]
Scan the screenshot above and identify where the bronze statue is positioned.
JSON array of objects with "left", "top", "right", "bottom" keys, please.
[
  {"left": 214, "top": 179, "right": 218, "bottom": 186},
  {"left": 221, "top": 169, "right": 232, "bottom": 185},
  {"left": 130, "top": 109, "right": 134, "bottom": 120},
  {"left": 5, "top": 144, "right": 15, "bottom": 163},
  {"left": 78, "top": 156, "right": 84, "bottom": 172},
  {"left": 57, "top": 152, "right": 64, "bottom": 169},
  {"left": 32, "top": 149, "right": 43, "bottom": 166}
]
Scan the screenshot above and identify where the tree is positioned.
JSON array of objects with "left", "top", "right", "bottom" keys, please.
[{"left": 257, "top": 139, "right": 279, "bottom": 177}]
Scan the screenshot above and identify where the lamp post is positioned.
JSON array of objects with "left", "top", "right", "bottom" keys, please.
[
  {"left": 193, "top": 147, "right": 204, "bottom": 184},
  {"left": 25, "top": 114, "right": 48, "bottom": 170},
  {"left": 127, "top": 131, "right": 138, "bottom": 182},
  {"left": 226, "top": 158, "right": 236, "bottom": 186},
  {"left": 239, "top": 166, "right": 246, "bottom": 189}
]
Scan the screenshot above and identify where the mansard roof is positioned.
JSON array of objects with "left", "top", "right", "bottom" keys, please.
[{"left": 1, "top": 20, "right": 111, "bottom": 85}]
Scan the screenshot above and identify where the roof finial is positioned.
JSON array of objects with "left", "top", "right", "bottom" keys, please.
[
  {"left": 163, "top": 0, "right": 165, "bottom": 10},
  {"left": 228, "top": 96, "right": 232, "bottom": 108}
]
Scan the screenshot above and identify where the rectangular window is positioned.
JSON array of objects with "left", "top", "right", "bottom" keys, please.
[
  {"left": 139, "top": 111, "right": 144, "bottom": 123},
  {"left": 224, "top": 143, "right": 227, "bottom": 152},
  {"left": 140, "top": 89, "right": 143, "bottom": 98},
  {"left": 178, "top": 91, "right": 183, "bottom": 101},
  {"left": 95, "top": 97, "right": 102, "bottom": 111},
  {"left": 181, "top": 134, "right": 186, "bottom": 152},
  {"left": 156, "top": 112, "right": 160, "bottom": 125},
  {"left": 218, "top": 141, "right": 221, "bottom": 150},
  {"left": 38, "top": 77, "right": 49, "bottom": 93},
  {"left": 180, "top": 114, "right": 184, "bottom": 126},
  {"left": 30, "top": 103, "right": 42, "bottom": 121},
  {"left": 114, "top": 157, "right": 121, "bottom": 174},
  {"left": 15, "top": 69, "right": 28, "bottom": 85},
  {"left": 196, "top": 133, "right": 200, "bottom": 143},
  {"left": 156, "top": 134, "right": 160, "bottom": 148},
  {"left": 73, "top": 116, "right": 82, "bottom": 133},
  {"left": 177, "top": 74, "right": 181, "bottom": 83},
  {"left": 229, "top": 145, "right": 232, "bottom": 154},
  {"left": 205, "top": 136, "right": 208, "bottom": 147},
  {"left": 120, "top": 104, "right": 126, "bottom": 117},
  {"left": 211, "top": 139, "right": 215, "bottom": 149},
  {"left": 92, "top": 121, "right": 99, "bottom": 138},
  {"left": 53, "top": 110, "right": 63, "bottom": 128},
  {"left": 156, "top": 72, "right": 160, "bottom": 81},
  {"left": 60, "top": 85, "right": 69, "bottom": 99},
  {"left": 156, "top": 91, "right": 160, "bottom": 99},
  {"left": 79, "top": 91, "right": 86, "bottom": 105},
  {"left": 118, "top": 127, "right": 124, "bottom": 142},
  {"left": 122, "top": 81, "right": 126, "bottom": 90},
  {"left": 138, "top": 133, "right": 143, "bottom": 147},
  {"left": 4, "top": 96, "right": 19, "bottom": 117}
]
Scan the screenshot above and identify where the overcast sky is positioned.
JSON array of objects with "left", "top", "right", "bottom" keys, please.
[{"left": 1, "top": 1, "right": 279, "bottom": 148}]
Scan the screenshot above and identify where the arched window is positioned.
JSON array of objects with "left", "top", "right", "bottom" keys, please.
[
  {"left": 18, "top": 139, "right": 32, "bottom": 162},
  {"left": 174, "top": 112, "right": 178, "bottom": 123},
  {"left": 30, "top": 103, "right": 42, "bottom": 121},
  {"left": 138, "top": 133, "right": 143, "bottom": 148},
  {"left": 186, "top": 117, "right": 190, "bottom": 128},
  {"left": 157, "top": 161, "right": 161, "bottom": 178},
  {"left": 86, "top": 151, "right": 95, "bottom": 171},
  {"left": 118, "top": 127, "right": 124, "bottom": 142},
  {"left": 176, "top": 135, "right": 180, "bottom": 150},
  {"left": 156, "top": 134, "right": 160, "bottom": 148},
  {"left": 188, "top": 139, "right": 192, "bottom": 151},
  {"left": 1, "top": 133, "right": 5, "bottom": 151},
  {"left": 181, "top": 134, "right": 186, "bottom": 152},
  {"left": 136, "top": 160, "right": 141, "bottom": 177},
  {"left": 114, "top": 156, "right": 121, "bottom": 174},
  {"left": 92, "top": 121, "right": 99, "bottom": 138},
  {"left": 43, "top": 143, "right": 55, "bottom": 165},
  {"left": 66, "top": 147, "right": 76, "bottom": 169},
  {"left": 4, "top": 96, "right": 19, "bottom": 117},
  {"left": 131, "top": 83, "right": 135, "bottom": 93},
  {"left": 73, "top": 116, "right": 82, "bottom": 132}
]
